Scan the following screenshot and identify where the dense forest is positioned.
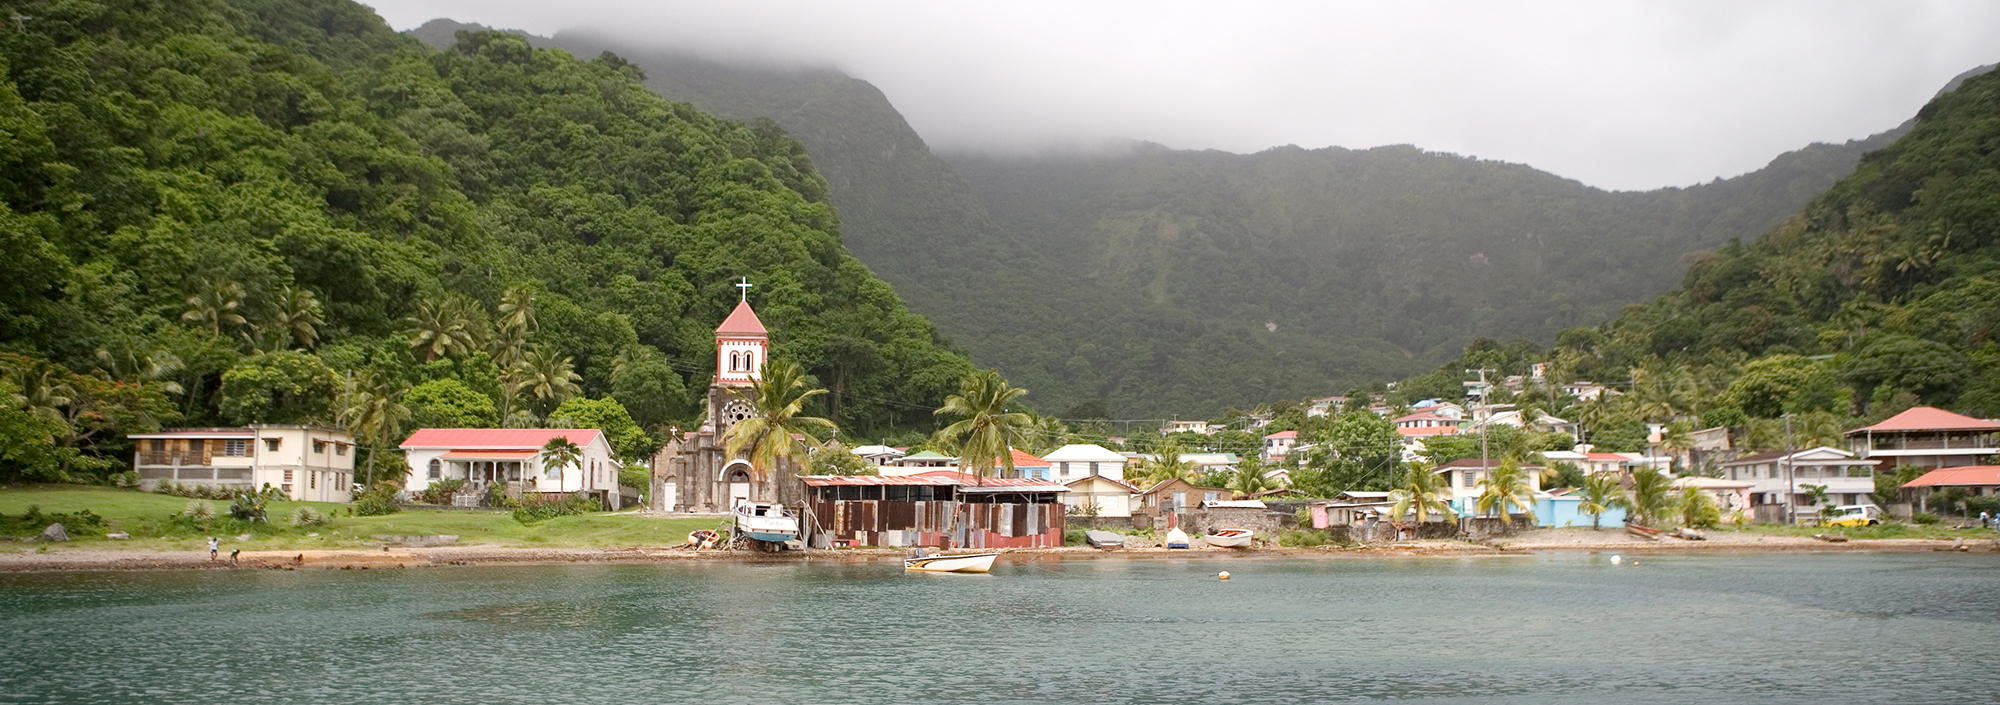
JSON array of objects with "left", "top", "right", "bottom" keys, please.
[
  {"left": 0, "top": 0, "right": 975, "bottom": 482},
  {"left": 424, "top": 21, "right": 1919, "bottom": 419}
]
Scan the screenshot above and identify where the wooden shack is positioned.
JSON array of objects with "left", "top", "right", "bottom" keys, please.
[{"left": 801, "top": 470, "right": 1066, "bottom": 549}]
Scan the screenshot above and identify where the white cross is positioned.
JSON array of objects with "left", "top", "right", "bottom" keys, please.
[
  {"left": 735, "top": 277, "right": 752, "bottom": 303},
  {"left": 11, "top": 14, "right": 28, "bottom": 31}
]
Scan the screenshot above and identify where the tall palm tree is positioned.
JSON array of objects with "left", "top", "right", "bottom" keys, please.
[
  {"left": 516, "top": 346, "right": 582, "bottom": 412},
  {"left": 934, "top": 369, "right": 1032, "bottom": 485},
  {"left": 8, "top": 364, "right": 72, "bottom": 425},
  {"left": 1146, "top": 442, "right": 1197, "bottom": 485},
  {"left": 539, "top": 436, "right": 583, "bottom": 488},
  {"left": 1576, "top": 472, "right": 1628, "bottom": 530},
  {"left": 1626, "top": 468, "right": 1675, "bottom": 526},
  {"left": 1388, "top": 463, "right": 1456, "bottom": 525},
  {"left": 1657, "top": 420, "right": 1696, "bottom": 472},
  {"left": 265, "top": 285, "right": 325, "bottom": 350},
  {"left": 1475, "top": 460, "right": 1539, "bottom": 526},
  {"left": 401, "top": 295, "right": 481, "bottom": 361},
  {"left": 339, "top": 368, "right": 411, "bottom": 486},
  {"left": 93, "top": 346, "right": 185, "bottom": 395},
  {"left": 181, "top": 278, "right": 247, "bottom": 336},
  {"left": 1228, "top": 463, "right": 1276, "bottom": 497},
  {"left": 722, "top": 360, "right": 838, "bottom": 497}
]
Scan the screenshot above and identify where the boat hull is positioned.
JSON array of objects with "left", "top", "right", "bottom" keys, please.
[
  {"left": 1165, "top": 528, "right": 1191, "bottom": 549},
  {"left": 734, "top": 503, "right": 800, "bottom": 544},
  {"left": 903, "top": 552, "right": 1001, "bottom": 573},
  {"left": 1204, "top": 530, "right": 1254, "bottom": 548},
  {"left": 1084, "top": 530, "right": 1125, "bottom": 549}
]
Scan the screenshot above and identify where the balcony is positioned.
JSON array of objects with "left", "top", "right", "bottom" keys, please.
[
  {"left": 138, "top": 451, "right": 209, "bottom": 466},
  {"left": 1862, "top": 434, "right": 1998, "bottom": 452}
]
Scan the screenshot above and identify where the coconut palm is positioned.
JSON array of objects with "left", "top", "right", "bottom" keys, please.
[
  {"left": 1677, "top": 485, "right": 1720, "bottom": 528},
  {"left": 181, "top": 278, "right": 247, "bottom": 336},
  {"left": 92, "top": 345, "right": 185, "bottom": 395},
  {"left": 1626, "top": 468, "right": 1675, "bottom": 526},
  {"left": 1388, "top": 462, "right": 1456, "bottom": 524},
  {"left": 1657, "top": 420, "right": 1696, "bottom": 471},
  {"left": 539, "top": 436, "right": 583, "bottom": 486},
  {"left": 722, "top": 359, "right": 837, "bottom": 488},
  {"left": 1475, "top": 460, "right": 1539, "bottom": 526},
  {"left": 1576, "top": 472, "right": 1628, "bottom": 530},
  {"left": 516, "top": 346, "right": 582, "bottom": 412},
  {"left": 8, "top": 364, "right": 73, "bottom": 424},
  {"left": 934, "top": 369, "right": 1032, "bottom": 485},
  {"left": 338, "top": 368, "right": 411, "bottom": 486},
  {"left": 265, "top": 285, "right": 325, "bottom": 350},
  {"left": 401, "top": 295, "right": 482, "bottom": 361},
  {"left": 1228, "top": 463, "right": 1276, "bottom": 497}
]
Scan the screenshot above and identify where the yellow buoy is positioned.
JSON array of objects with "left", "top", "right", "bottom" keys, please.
[{"left": 1218, "top": 571, "right": 1231, "bottom": 580}]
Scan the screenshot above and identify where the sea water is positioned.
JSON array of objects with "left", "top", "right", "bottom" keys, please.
[{"left": 0, "top": 552, "right": 1995, "bottom": 704}]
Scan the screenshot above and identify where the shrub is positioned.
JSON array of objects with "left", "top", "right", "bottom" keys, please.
[
  {"left": 1278, "top": 528, "right": 1333, "bottom": 547},
  {"left": 1063, "top": 528, "right": 1087, "bottom": 546},
  {"left": 180, "top": 500, "right": 216, "bottom": 521},
  {"left": 511, "top": 492, "right": 602, "bottom": 524},
  {"left": 229, "top": 492, "right": 268, "bottom": 523},
  {"left": 1912, "top": 512, "right": 1941, "bottom": 525},
  {"left": 415, "top": 478, "right": 467, "bottom": 505},
  {"left": 287, "top": 507, "right": 328, "bottom": 528},
  {"left": 351, "top": 481, "right": 402, "bottom": 517},
  {"left": 487, "top": 482, "right": 513, "bottom": 508},
  {"left": 110, "top": 471, "right": 140, "bottom": 489}
]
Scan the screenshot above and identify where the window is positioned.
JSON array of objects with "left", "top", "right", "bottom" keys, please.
[
  {"left": 1462, "top": 471, "right": 1476, "bottom": 488},
  {"left": 310, "top": 472, "right": 317, "bottom": 489},
  {"left": 313, "top": 440, "right": 326, "bottom": 454},
  {"left": 1089, "top": 462, "right": 1099, "bottom": 476},
  {"left": 1204, "top": 492, "right": 1218, "bottom": 503},
  {"left": 264, "top": 438, "right": 281, "bottom": 452},
  {"left": 428, "top": 459, "right": 441, "bottom": 479},
  {"left": 150, "top": 439, "right": 165, "bottom": 452},
  {"left": 284, "top": 470, "right": 293, "bottom": 482},
  {"left": 223, "top": 440, "right": 248, "bottom": 457},
  {"left": 335, "top": 444, "right": 347, "bottom": 456},
  {"left": 743, "top": 352, "right": 754, "bottom": 371},
  {"left": 1059, "top": 462, "right": 1070, "bottom": 476},
  {"left": 1173, "top": 491, "right": 1185, "bottom": 509}
]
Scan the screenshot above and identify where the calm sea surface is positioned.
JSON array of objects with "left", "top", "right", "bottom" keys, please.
[{"left": 0, "top": 552, "right": 1996, "bottom": 704}]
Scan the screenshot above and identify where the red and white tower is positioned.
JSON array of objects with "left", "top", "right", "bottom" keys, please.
[{"left": 714, "top": 277, "right": 767, "bottom": 386}]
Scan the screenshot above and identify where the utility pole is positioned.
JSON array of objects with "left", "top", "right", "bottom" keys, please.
[{"left": 1466, "top": 368, "right": 1494, "bottom": 464}]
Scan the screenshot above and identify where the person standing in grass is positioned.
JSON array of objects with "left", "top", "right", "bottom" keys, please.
[{"left": 207, "top": 537, "right": 219, "bottom": 561}]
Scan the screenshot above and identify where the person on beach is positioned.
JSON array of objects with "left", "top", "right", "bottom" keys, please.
[
  {"left": 229, "top": 549, "right": 240, "bottom": 566},
  {"left": 207, "top": 537, "right": 219, "bottom": 561}
]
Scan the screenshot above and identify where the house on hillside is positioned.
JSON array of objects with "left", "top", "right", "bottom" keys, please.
[
  {"left": 1043, "top": 444, "right": 1129, "bottom": 482},
  {"left": 1062, "top": 474, "right": 1141, "bottom": 517},
  {"left": 886, "top": 450, "right": 956, "bottom": 471},
  {"left": 1846, "top": 407, "right": 2000, "bottom": 472},
  {"left": 402, "top": 428, "right": 622, "bottom": 508},
  {"left": 1262, "top": 430, "right": 1298, "bottom": 462},
  {"left": 129, "top": 425, "right": 355, "bottom": 502},
  {"left": 1718, "top": 447, "right": 1879, "bottom": 522},
  {"left": 1162, "top": 420, "right": 1213, "bottom": 435},
  {"left": 1433, "top": 458, "right": 1547, "bottom": 518},
  {"left": 849, "top": 445, "right": 906, "bottom": 466},
  {"left": 1307, "top": 396, "right": 1350, "bottom": 418}
]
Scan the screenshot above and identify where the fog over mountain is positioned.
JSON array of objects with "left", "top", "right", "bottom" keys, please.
[{"left": 363, "top": 0, "right": 1997, "bottom": 191}]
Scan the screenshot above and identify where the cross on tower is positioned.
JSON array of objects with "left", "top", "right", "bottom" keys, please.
[
  {"left": 11, "top": 14, "right": 29, "bottom": 31},
  {"left": 735, "top": 277, "right": 752, "bottom": 303}
]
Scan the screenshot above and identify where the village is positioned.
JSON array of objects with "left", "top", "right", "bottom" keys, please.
[{"left": 99, "top": 293, "right": 2000, "bottom": 562}]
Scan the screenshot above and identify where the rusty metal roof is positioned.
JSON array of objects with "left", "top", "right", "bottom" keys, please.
[{"left": 802, "top": 470, "right": 1064, "bottom": 491}]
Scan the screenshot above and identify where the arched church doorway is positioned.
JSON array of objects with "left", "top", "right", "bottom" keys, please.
[{"left": 723, "top": 461, "right": 753, "bottom": 510}]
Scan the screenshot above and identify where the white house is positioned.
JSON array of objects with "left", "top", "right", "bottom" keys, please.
[
  {"left": 848, "top": 444, "right": 906, "bottom": 466},
  {"left": 1306, "top": 396, "right": 1350, "bottom": 418},
  {"left": 1719, "top": 446, "right": 1880, "bottom": 518},
  {"left": 129, "top": 425, "right": 356, "bottom": 502},
  {"left": 1043, "top": 444, "right": 1129, "bottom": 482},
  {"left": 1433, "top": 457, "right": 1546, "bottom": 517},
  {"left": 401, "top": 428, "right": 620, "bottom": 503},
  {"left": 1262, "top": 430, "right": 1298, "bottom": 462},
  {"left": 1162, "top": 420, "right": 1214, "bottom": 435},
  {"left": 1062, "top": 475, "right": 1141, "bottom": 517},
  {"left": 1845, "top": 406, "right": 2000, "bottom": 472}
]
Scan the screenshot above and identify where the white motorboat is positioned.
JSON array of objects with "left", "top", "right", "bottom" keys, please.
[
  {"left": 733, "top": 502, "right": 799, "bottom": 544},
  {"left": 903, "top": 551, "right": 1001, "bottom": 573},
  {"left": 1203, "top": 528, "right": 1254, "bottom": 548},
  {"left": 1084, "top": 530, "right": 1125, "bottom": 549},
  {"left": 1165, "top": 528, "right": 1191, "bottom": 549}
]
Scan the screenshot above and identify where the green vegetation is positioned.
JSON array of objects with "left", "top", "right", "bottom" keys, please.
[
  {"left": 0, "top": 0, "right": 975, "bottom": 485},
  {"left": 934, "top": 369, "right": 1033, "bottom": 482}
]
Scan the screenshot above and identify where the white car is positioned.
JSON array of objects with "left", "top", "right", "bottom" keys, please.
[{"left": 1825, "top": 504, "right": 1883, "bottom": 527}]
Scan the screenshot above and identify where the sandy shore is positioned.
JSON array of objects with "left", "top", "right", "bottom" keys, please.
[{"left": 1, "top": 528, "right": 1993, "bottom": 573}]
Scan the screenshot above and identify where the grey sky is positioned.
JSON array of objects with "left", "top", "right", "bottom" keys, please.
[{"left": 363, "top": 0, "right": 1998, "bottom": 191}]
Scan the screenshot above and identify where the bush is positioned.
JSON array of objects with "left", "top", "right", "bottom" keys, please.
[
  {"left": 109, "top": 471, "right": 140, "bottom": 489},
  {"left": 229, "top": 492, "right": 268, "bottom": 523},
  {"left": 1063, "top": 528, "right": 1087, "bottom": 546},
  {"left": 1, "top": 506, "right": 105, "bottom": 537},
  {"left": 287, "top": 507, "right": 329, "bottom": 528},
  {"left": 1278, "top": 528, "right": 1334, "bottom": 547},
  {"left": 415, "top": 478, "right": 467, "bottom": 505},
  {"left": 1912, "top": 512, "right": 1941, "bottom": 525},
  {"left": 351, "top": 481, "right": 402, "bottom": 516},
  {"left": 180, "top": 500, "right": 216, "bottom": 521},
  {"left": 512, "top": 492, "right": 602, "bottom": 524}
]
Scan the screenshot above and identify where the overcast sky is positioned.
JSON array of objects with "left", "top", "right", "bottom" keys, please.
[{"left": 363, "top": 1, "right": 1997, "bottom": 191}]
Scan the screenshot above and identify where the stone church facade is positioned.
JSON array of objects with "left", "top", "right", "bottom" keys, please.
[{"left": 649, "top": 296, "right": 804, "bottom": 513}]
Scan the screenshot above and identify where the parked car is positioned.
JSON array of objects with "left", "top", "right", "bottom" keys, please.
[{"left": 1824, "top": 504, "right": 1883, "bottom": 527}]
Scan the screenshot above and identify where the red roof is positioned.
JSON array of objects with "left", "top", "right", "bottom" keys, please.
[
  {"left": 716, "top": 301, "right": 767, "bottom": 336},
  {"left": 1584, "top": 453, "right": 1631, "bottom": 462},
  {"left": 1397, "top": 426, "right": 1459, "bottom": 437},
  {"left": 1002, "top": 449, "right": 1050, "bottom": 467},
  {"left": 1902, "top": 466, "right": 2000, "bottom": 488},
  {"left": 801, "top": 470, "right": 1062, "bottom": 489},
  {"left": 1850, "top": 407, "right": 2000, "bottom": 434},
  {"left": 1264, "top": 430, "right": 1298, "bottom": 439},
  {"left": 439, "top": 450, "right": 538, "bottom": 460},
  {"left": 401, "top": 428, "right": 603, "bottom": 450}
]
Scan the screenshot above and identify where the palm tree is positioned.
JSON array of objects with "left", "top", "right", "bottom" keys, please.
[
  {"left": 490, "top": 287, "right": 536, "bottom": 372},
  {"left": 1657, "top": 420, "right": 1696, "bottom": 472},
  {"left": 539, "top": 436, "right": 583, "bottom": 488},
  {"left": 1475, "top": 460, "right": 1538, "bottom": 526},
  {"left": 92, "top": 346, "right": 185, "bottom": 395},
  {"left": 1677, "top": 485, "right": 1720, "bottom": 528},
  {"left": 1146, "top": 442, "right": 1197, "bottom": 485},
  {"left": 517, "top": 346, "right": 582, "bottom": 412},
  {"left": 934, "top": 369, "right": 1032, "bottom": 485},
  {"left": 181, "top": 278, "right": 247, "bottom": 336},
  {"left": 401, "top": 295, "right": 481, "bottom": 361},
  {"left": 8, "top": 364, "right": 72, "bottom": 425},
  {"left": 1388, "top": 462, "right": 1456, "bottom": 525},
  {"left": 1575, "top": 472, "right": 1628, "bottom": 530},
  {"left": 1626, "top": 468, "right": 1675, "bottom": 526},
  {"left": 721, "top": 359, "right": 838, "bottom": 492},
  {"left": 265, "top": 285, "right": 325, "bottom": 350},
  {"left": 339, "top": 368, "right": 411, "bottom": 486},
  {"left": 1228, "top": 463, "right": 1275, "bottom": 497}
]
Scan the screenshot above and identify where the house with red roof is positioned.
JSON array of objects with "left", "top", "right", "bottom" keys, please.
[
  {"left": 1846, "top": 407, "right": 2000, "bottom": 472},
  {"left": 1262, "top": 430, "right": 1298, "bottom": 461},
  {"left": 401, "top": 428, "right": 620, "bottom": 506},
  {"left": 1901, "top": 466, "right": 2000, "bottom": 513}
]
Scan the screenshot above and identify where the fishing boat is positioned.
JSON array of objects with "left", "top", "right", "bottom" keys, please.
[
  {"left": 733, "top": 502, "right": 800, "bottom": 544},
  {"left": 1203, "top": 528, "right": 1254, "bottom": 548},
  {"left": 1165, "top": 528, "right": 1191, "bottom": 549},
  {"left": 1084, "top": 530, "right": 1125, "bottom": 549},
  {"left": 1624, "top": 522, "right": 1662, "bottom": 542},
  {"left": 904, "top": 551, "right": 1002, "bottom": 573}
]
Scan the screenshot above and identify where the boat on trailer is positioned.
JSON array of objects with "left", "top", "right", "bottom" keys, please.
[
  {"left": 1203, "top": 528, "right": 1254, "bottom": 548},
  {"left": 733, "top": 502, "right": 800, "bottom": 544},
  {"left": 903, "top": 551, "right": 1002, "bottom": 573}
]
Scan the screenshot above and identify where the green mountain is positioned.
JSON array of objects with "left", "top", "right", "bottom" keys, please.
[
  {"left": 412, "top": 20, "right": 1915, "bottom": 420},
  {"left": 0, "top": 0, "right": 973, "bottom": 479}
]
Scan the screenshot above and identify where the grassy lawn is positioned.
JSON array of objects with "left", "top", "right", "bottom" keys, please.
[
  {"left": 0, "top": 484, "right": 721, "bottom": 552},
  {"left": 1719, "top": 521, "right": 1998, "bottom": 541}
]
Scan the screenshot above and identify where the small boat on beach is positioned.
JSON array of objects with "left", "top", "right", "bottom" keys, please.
[
  {"left": 904, "top": 551, "right": 1002, "bottom": 573},
  {"left": 1165, "top": 528, "right": 1191, "bottom": 549},
  {"left": 733, "top": 502, "right": 800, "bottom": 544},
  {"left": 1203, "top": 529, "right": 1254, "bottom": 548},
  {"left": 1084, "top": 530, "right": 1125, "bottom": 549},
  {"left": 1624, "top": 522, "right": 1662, "bottom": 542}
]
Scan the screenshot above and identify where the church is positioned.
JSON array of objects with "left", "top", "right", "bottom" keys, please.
[{"left": 648, "top": 284, "right": 804, "bottom": 513}]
